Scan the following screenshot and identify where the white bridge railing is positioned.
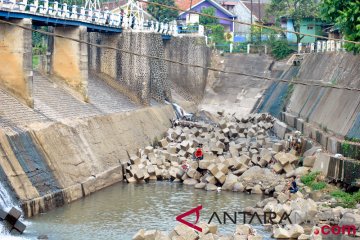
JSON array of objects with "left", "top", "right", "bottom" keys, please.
[
  {"left": 0, "top": 0, "right": 207, "bottom": 36},
  {"left": 297, "top": 40, "right": 345, "bottom": 54}
]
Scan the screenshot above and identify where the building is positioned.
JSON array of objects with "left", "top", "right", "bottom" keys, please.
[
  {"left": 281, "top": 17, "right": 328, "bottom": 43},
  {"left": 218, "top": 1, "right": 275, "bottom": 42},
  {"left": 177, "top": 0, "right": 237, "bottom": 32}
]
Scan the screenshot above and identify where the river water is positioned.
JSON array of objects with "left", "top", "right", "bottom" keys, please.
[{"left": 4, "top": 182, "right": 272, "bottom": 239}]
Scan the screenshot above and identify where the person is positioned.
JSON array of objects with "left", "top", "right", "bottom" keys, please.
[
  {"left": 194, "top": 146, "right": 203, "bottom": 161},
  {"left": 288, "top": 176, "right": 298, "bottom": 193}
]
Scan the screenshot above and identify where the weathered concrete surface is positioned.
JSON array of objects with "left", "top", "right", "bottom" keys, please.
[
  {"left": 52, "top": 26, "right": 88, "bottom": 101},
  {"left": 89, "top": 31, "right": 170, "bottom": 105},
  {"left": 0, "top": 104, "right": 179, "bottom": 216},
  {"left": 199, "top": 53, "right": 280, "bottom": 118},
  {"left": 0, "top": 19, "right": 33, "bottom": 107},
  {"left": 257, "top": 52, "right": 360, "bottom": 157},
  {"left": 89, "top": 32, "right": 209, "bottom": 104},
  {"left": 164, "top": 36, "right": 210, "bottom": 102}
]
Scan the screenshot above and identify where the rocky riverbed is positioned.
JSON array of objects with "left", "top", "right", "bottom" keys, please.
[{"left": 124, "top": 112, "right": 360, "bottom": 240}]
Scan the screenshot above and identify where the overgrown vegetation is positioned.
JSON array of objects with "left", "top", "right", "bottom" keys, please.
[
  {"left": 320, "top": 0, "right": 360, "bottom": 53},
  {"left": 266, "top": 0, "right": 318, "bottom": 43},
  {"left": 147, "top": 0, "right": 178, "bottom": 22},
  {"left": 200, "top": 7, "right": 218, "bottom": 26},
  {"left": 268, "top": 39, "right": 294, "bottom": 60},
  {"left": 300, "top": 171, "right": 327, "bottom": 190},
  {"left": 341, "top": 141, "right": 360, "bottom": 159},
  {"left": 331, "top": 190, "right": 360, "bottom": 208}
]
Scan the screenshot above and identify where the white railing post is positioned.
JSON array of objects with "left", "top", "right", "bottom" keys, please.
[
  {"left": 326, "top": 40, "right": 331, "bottom": 51},
  {"left": 336, "top": 41, "right": 341, "bottom": 52},
  {"left": 330, "top": 40, "right": 335, "bottom": 52},
  {"left": 322, "top": 41, "right": 326, "bottom": 52},
  {"left": 247, "top": 44, "right": 250, "bottom": 54},
  {"left": 298, "top": 43, "right": 302, "bottom": 53},
  {"left": 229, "top": 43, "right": 233, "bottom": 53},
  {"left": 316, "top": 41, "right": 321, "bottom": 52},
  {"left": 198, "top": 25, "right": 204, "bottom": 36},
  {"left": 310, "top": 42, "right": 314, "bottom": 53}
]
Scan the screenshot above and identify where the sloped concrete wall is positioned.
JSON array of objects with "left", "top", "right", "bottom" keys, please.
[
  {"left": 258, "top": 52, "right": 360, "bottom": 158},
  {"left": 0, "top": 105, "right": 176, "bottom": 216}
]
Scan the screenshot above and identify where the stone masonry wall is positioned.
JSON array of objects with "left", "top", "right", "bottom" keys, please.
[
  {"left": 164, "top": 36, "right": 210, "bottom": 102},
  {"left": 89, "top": 32, "right": 210, "bottom": 104}
]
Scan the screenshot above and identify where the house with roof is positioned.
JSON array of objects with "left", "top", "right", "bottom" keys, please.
[
  {"left": 176, "top": 0, "right": 237, "bottom": 32},
  {"left": 280, "top": 17, "right": 329, "bottom": 43}
]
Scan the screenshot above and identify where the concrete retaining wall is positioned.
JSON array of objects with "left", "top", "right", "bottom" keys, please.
[
  {"left": 88, "top": 32, "right": 209, "bottom": 104},
  {"left": 0, "top": 105, "right": 177, "bottom": 216},
  {"left": 258, "top": 52, "right": 360, "bottom": 158}
]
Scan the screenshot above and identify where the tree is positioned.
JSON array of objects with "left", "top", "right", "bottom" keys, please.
[
  {"left": 199, "top": 7, "right": 218, "bottom": 25},
  {"left": 147, "top": 0, "right": 179, "bottom": 22},
  {"left": 208, "top": 24, "right": 225, "bottom": 43},
  {"left": 266, "top": 0, "right": 318, "bottom": 43},
  {"left": 320, "top": 0, "right": 360, "bottom": 53}
]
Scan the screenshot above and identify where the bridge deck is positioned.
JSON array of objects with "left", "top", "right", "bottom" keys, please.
[{"left": 0, "top": 9, "right": 122, "bottom": 32}]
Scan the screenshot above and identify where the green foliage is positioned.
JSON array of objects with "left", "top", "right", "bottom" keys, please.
[
  {"left": 32, "top": 55, "right": 39, "bottom": 68},
  {"left": 320, "top": 0, "right": 360, "bottom": 53},
  {"left": 266, "top": 0, "right": 318, "bottom": 43},
  {"left": 147, "top": 0, "right": 178, "bottom": 22},
  {"left": 341, "top": 141, "right": 360, "bottom": 159},
  {"left": 342, "top": 141, "right": 351, "bottom": 156},
  {"left": 208, "top": 24, "right": 225, "bottom": 44},
  {"left": 311, "top": 181, "right": 327, "bottom": 190},
  {"left": 301, "top": 171, "right": 320, "bottom": 186},
  {"left": 331, "top": 190, "right": 360, "bottom": 208},
  {"left": 200, "top": 7, "right": 218, "bottom": 25},
  {"left": 268, "top": 39, "right": 294, "bottom": 60}
]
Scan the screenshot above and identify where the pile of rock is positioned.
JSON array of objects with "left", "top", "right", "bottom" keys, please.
[
  {"left": 133, "top": 223, "right": 263, "bottom": 240},
  {"left": 124, "top": 113, "right": 300, "bottom": 195}
]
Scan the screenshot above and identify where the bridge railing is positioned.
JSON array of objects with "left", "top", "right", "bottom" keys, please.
[{"left": 0, "top": 0, "right": 205, "bottom": 37}]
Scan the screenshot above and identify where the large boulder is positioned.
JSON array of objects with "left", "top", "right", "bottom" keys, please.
[
  {"left": 273, "top": 227, "right": 290, "bottom": 239},
  {"left": 287, "top": 224, "right": 304, "bottom": 238},
  {"left": 233, "top": 182, "right": 245, "bottom": 192},
  {"left": 303, "top": 156, "right": 316, "bottom": 167},
  {"left": 205, "top": 184, "right": 218, "bottom": 191},
  {"left": 183, "top": 178, "right": 199, "bottom": 185},
  {"left": 222, "top": 173, "right": 238, "bottom": 191}
]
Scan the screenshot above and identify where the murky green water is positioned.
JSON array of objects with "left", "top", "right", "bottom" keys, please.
[{"left": 18, "top": 182, "right": 271, "bottom": 239}]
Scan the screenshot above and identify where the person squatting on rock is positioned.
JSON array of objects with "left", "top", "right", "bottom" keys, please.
[
  {"left": 194, "top": 145, "right": 204, "bottom": 161},
  {"left": 284, "top": 176, "right": 299, "bottom": 200}
]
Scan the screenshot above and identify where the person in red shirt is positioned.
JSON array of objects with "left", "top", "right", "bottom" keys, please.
[{"left": 194, "top": 146, "right": 203, "bottom": 161}]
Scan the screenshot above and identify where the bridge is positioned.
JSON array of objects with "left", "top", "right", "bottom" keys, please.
[
  {"left": 0, "top": 0, "right": 179, "bottom": 34},
  {"left": 0, "top": 0, "right": 206, "bottom": 109}
]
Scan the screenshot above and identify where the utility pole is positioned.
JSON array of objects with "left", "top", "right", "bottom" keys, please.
[
  {"left": 258, "top": 0, "right": 261, "bottom": 43},
  {"left": 250, "top": 0, "right": 253, "bottom": 42},
  {"left": 188, "top": 0, "right": 193, "bottom": 23}
]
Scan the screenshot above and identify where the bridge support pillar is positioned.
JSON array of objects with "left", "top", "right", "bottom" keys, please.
[
  {"left": 51, "top": 26, "right": 88, "bottom": 102},
  {"left": 0, "top": 19, "right": 33, "bottom": 107}
]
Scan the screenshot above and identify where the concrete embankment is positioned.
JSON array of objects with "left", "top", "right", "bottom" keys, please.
[
  {"left": 88, "top": 32, "right": 210, "bottom": 104},
  {"left": 199, "top": 53, "right": 286, "bottom": 119},
  {"left": 257, "top": 52, "right": 360, "bottom": 159},
  {"left": 0, "top": 105, "right": 188, "bottom": 216}
]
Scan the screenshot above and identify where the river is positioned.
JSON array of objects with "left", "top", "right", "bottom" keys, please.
[{"left": 2, "top": 182, "right": 272, "bottom": 239}]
